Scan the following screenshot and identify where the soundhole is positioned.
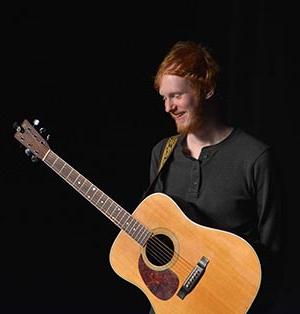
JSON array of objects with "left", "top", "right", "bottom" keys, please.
[{"left": 145, "top": 233, "right": 174, "bottom": 267}]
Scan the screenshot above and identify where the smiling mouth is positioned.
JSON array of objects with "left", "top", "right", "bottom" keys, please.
[{"left": 172, "top": 112, "right": 185, "bottom": 120}]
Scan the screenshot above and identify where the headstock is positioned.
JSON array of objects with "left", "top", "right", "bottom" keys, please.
[{"left": 13, "top": 119, "right": 51, "bottom": 162}]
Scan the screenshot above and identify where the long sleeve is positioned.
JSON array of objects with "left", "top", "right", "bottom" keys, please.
[
  {"left": 249, "top": 148, "right": 286, "bottom": 313},
  {"left": 253, "top": 149, "right": 284, "bottom": 255}
]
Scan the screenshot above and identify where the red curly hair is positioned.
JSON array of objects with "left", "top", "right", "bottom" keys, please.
[{"left": 154, "top": 41, "right": 220, "bottom": 101}]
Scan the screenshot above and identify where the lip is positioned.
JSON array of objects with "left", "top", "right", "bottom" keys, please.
[{"left": 172, "top": 112, "right": 185, "bottom": 121}]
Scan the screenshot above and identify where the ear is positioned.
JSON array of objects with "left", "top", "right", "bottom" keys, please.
[{"left": 205, "top": 89, "right": 214, "bottom": 99}]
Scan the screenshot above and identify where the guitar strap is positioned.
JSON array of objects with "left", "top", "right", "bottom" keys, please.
[
  {"left": 158, "top": 134, "right": 180, "bottom": 172},
  {"left": 142, "top": 134, "right": 179, "bottom": 199}
]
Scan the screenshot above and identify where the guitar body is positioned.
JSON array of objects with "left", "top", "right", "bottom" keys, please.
[{"left": 110, "top": 193, "right": 261, "bottom": 314}]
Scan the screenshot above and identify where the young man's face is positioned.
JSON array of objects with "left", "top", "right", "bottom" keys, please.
[{"left": 159, "top": 74, "right": 203, "bottom": 134}]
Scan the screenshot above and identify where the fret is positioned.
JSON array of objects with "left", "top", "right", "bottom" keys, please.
[
  {"left": 124, "top": 217, "right": 136, "bottom": 233},
  {"left": 65, "top": 168, "right": 74, "bottom": 181},
  {"left": 45, "top": 151, "right": 57, "bottom": 166},
  {"left": 123, "top": 216, "right": 132, "bottom": 230},
  {"left": 116, "top": 210, "right": 126, "bottom": 224},
  {"left": 79, "top": 179, "right": 91, "bottom": 195},
  {"left": 132, "top": 224, "right": 144, "bottom": 240},
  {"left": 110, "top": 206, "right": 125, "bottom": 226},
  {"left": 86, "top": 185, "right": 97, "bottom": 200},
  {"left": 78, "top": 178, "right": 87, "bottom": 191},
  {"left": 96, "top": 193, "right": 108, "bottom": 207},
  {"left": 120, "top": 211, "right": 131, "bottom": 226},
  {"left": 67, "top": 170, "right": 80, "bottom": 185},
  {"left": 110, "top": 209, "right": 122, "bottom": 227},
  {"left": 53, "top": 157, "right": 65, "bottom": 173},
  {"left": 139, "top": 230, "right": 151, "bottom": 246},
  {"left": 52, "top": 154, "right": 59, "bottom": 166},
  {"left": 138, "top": 227, "right": 150, "bottom": 245},
  {"left": 73, "top": 174, "right": 85, "bottom": 191},
  {"left": 49, "top": 151, "right": 56, "bottom": 164},
  {"left": 91, "top": 190, "right": 102, "bottom": 204},
  {"left": 103, "top": 198, "right": 114, "bottom": 215},
  {"left": 130, "top": 220, "right": 139, "bottom": 235},
  {"left": 113, "top": 206, "right": 123, "bottom": 220},
  {"left": 59, "top": 162, "right": 67, "bottom": 174},
  {"left": 60, "top": 163, "right": 72, "bottom": 179},
  {"left": 109, "top": 203, "right": 119, "bottom": 218}
]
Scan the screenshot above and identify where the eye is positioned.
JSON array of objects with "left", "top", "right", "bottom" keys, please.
[{"left": 174, "top": 94, "right": 182, "bottom": 99}]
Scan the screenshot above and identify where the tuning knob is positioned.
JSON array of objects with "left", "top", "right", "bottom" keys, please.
[
  {"left": 33, "top": 119, "right": 45, "bottom": 133},
  {"left": 24, "top": 148, "right": 39, "bottom": 163},
  {"left": 33, "top": 119, "right": 40, "bottom": 126},
  {"left": 12, "top": 121, "right": 24, "bottom": 133},
  {"left": 33, "top": 118, "right": 50, "bottom": 141},
  {"left": 31, "top": 155, "right": 39, "bottom": 163},
  {"left": 24, "top": 148, "right": 32, "bottom": 157}
]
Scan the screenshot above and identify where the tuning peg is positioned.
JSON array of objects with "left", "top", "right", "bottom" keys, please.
[
  {"left": 33, "top": 119, "right": 45, "bottom": 133},
  {"left": 32, "top": 118, "right": 50, "bottom": 141},
  {"left": 24, "top": 148, "right": 32, "bottom": 156},
  {"left": 24, "top": 148, "right": 39, "bottom": 163},
  {"left": 12, "top": 121, "right": 24, "bottom": 133},
  {"left": 33, "top": 119, "right": 40, "bottom": 126},
  {"left": 39, "top": 127, "right": 46, "bottom": 133},
  {"left": 33, "top": 118, "right": 44, "bottom": 132},
  {"left": 31, "top": 155, "right": 39, "bottom": 163}
]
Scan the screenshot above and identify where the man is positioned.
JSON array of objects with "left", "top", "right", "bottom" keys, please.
[{"left": 146, "top": 41, "right": 284, "bottom": 313}]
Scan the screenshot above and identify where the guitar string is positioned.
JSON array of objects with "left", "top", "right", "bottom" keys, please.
[
  {"left": 45, "top": 153, "right": 195, "bottom": 274},
  {"left": 146, "top": 235, "right": 193, "bottom": 272},
  {"left": 145, "top": 236, "right": 182, "bottom": 267}
]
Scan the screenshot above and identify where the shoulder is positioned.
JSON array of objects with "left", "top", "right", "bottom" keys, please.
[
  {"left": 234, "top": 128, "right": 270, "bottom": 150},
  {"left": 230, "top": 128, "right": 271, "bottom": 161},
  {"left": 151, "top": 134, "right": 180, "bottom": 157}
]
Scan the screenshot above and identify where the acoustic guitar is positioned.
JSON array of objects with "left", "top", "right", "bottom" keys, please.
[{"left": 14, "top": 119, "right": 261, "bottom": 313}]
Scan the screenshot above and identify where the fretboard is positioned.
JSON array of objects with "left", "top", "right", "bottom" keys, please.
[{"left": 43, "top": 150, "right": 151, "bottom": 246}]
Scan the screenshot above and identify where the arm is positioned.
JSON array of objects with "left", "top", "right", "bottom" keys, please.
[
  {"left": 254, "top": 148, "right": 284, "bottom": 255},
  {"left": 251, "top": 148, "right": 286, "bottom": 311}
]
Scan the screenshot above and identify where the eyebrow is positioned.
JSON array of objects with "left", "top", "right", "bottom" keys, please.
[{"left": 160, "top": 91, "right": 183, "bottom": 97}]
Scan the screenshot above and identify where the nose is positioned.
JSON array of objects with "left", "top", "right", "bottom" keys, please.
[{"left": 164, "top": 98, "right": 175, "bottom": 113}]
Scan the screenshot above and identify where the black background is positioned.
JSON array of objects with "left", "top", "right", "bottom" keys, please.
[{"left": 2, "top": 2, "right": 299, "bottom": 313}]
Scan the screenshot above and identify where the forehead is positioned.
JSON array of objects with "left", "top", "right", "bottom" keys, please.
[{"left": 159, "top": 74, "right": 192, "bottom": 95}]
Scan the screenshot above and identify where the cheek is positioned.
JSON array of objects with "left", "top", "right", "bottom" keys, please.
[
  {"left": 179, "top": 97, "right": 193, "bottom": 110},
  {"left": 185, "top": 98, "right": 199, "bottom": 112}
]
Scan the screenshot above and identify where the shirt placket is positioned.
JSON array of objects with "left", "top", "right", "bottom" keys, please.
[{"left": 190, "top": 159, "right": 201, "bottom": 194}]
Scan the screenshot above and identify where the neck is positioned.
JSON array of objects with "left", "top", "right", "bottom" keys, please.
[
  {"left": 189, "top": 119, "right": 230, "bottom": 144},
  {"left": 184, "top": 120, "right": 232, "bottom": 159}
]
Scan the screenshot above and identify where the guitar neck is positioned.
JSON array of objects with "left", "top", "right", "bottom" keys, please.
[{"left": 43, "top": 150, "right": 151, "bottom": 246}]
